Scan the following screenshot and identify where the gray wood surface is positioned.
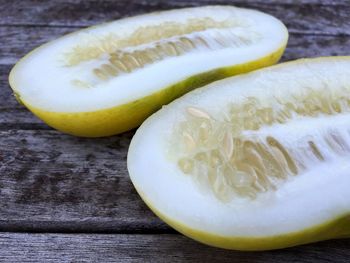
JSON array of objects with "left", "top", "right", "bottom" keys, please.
[
  {"left": 0, "top": 129, "right": 168, "bottom": 233},
  {"left": 0, "top": 233, "right": 349, "bottom": 263},
  {"left": 1, "top": 0, "right": 349, "bottom": 35},
  {"left": 1, "top": 0, "right": 350, "bottom": 261}
]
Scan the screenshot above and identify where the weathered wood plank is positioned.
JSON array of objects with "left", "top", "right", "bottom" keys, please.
[
  {"left": 0, "top": 1, "right": 349, "bottom": 35},
  {"left": 0, "top": 233, "right": 349, "bottom": 263},
  {"left": 284, "top": 34, "right": 350, "bottom": 60},
  {"left": 0, "top": 66, "right": 18, "bottom": 107},
  {"left": 0, "top": 109, "right": 46, "bottom": 130},
  {"left": 0, "top": 26, "right": 74, "bottom": 65},
  {"left": 0, "top": 129, "right": 169, "bottom": 232}
]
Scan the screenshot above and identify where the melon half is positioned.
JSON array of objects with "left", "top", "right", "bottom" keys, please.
[
  {"left": 9, "top": 6, "right": 287, "bottom": 137},
  {"left": 128, "top": 57, "right": 350, "bottom": 250}
]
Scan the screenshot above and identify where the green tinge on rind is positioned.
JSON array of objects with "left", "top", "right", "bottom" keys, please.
[
  {"left": 18, "top": 45, "right": 286, "bottom": 137},
  {"left": 134, "top": 185, "right": 350, "bottom": 251}
]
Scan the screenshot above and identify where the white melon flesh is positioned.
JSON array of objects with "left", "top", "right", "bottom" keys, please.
[
  {"left": 9, "top": 6, "right": 287, "bottom": 128},
  {"left": 127, "top": 57, "right": 350, "bottom": 250}
]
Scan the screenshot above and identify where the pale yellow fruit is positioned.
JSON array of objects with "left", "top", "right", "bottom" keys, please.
[
  {"left": 128, "top": 57, "right": 350, "bottom": 250},
  {"left": 9, "top": 6, "right": 288, "bottom": 137}
]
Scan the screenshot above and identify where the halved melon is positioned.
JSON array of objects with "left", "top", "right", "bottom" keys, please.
[
  {"left": 128, "top": 57, "right": 350, "bottom": 250},
  {"left": 9, "top": 6, "right": 287, "bottom": 137}
]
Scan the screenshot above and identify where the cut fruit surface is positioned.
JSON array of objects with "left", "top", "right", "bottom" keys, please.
[
  {"left": 9, "top": 6, "right": 287, "bottom": 137},
  {"left": 128, "top": 57, "right": 350, "bottom": 250}
]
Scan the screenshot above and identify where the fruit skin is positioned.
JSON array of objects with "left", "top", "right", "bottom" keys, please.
[
  {"left": 134, "top": 185, "right": 350, "bottom": 251},
  {"left": 11, "top": 45, "right": 285, "bottom": 137}
]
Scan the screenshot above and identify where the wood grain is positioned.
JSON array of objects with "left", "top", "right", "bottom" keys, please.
[
  {"left": 0, "top": 0, "right": 349, "bottom": 37},
  {"left": 0, "top": 109, "right": 46, "bottom": 130},
  {"left": 0, "top": 129, "right": 171, "bottom": 233},
  {"left": 0, "top": 233, "right": 349, "bottom": 263}
]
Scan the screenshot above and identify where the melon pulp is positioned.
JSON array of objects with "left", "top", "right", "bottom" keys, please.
[
  {"left": 128, "top": 57, "right": 350, "bottom": 250},
  {"left": 9, "top": 6, "right": 288, "bottom": 137}
]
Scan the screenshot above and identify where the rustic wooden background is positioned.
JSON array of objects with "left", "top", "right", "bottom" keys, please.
[{"left": 1, "top": 0, "right": 350, "bottom": 262}]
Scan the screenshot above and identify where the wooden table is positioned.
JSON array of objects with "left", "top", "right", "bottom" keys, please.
[{"left": 1, "top": 0, "right": 349, "bottom": 262}]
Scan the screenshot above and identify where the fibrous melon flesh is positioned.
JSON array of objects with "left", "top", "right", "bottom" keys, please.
[
  {"left": 9, "top": 6, "right": 287, "bottom": 137},
  {"left": 128, "top": 57, "right": 350, "bottom": 250}
]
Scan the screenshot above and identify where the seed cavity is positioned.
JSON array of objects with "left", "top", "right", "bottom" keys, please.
[
  {"left": 65, "top": 17, "right": 244, "bottom": 66},
  {"left": 63, "top": 17, "right": 257, "bottom": 84},
  {"left": 174, "top": 86, "right": 350, "bottom": 202},
  {"left": 91, "top": 30, "right": 254, "bottom": 81}
]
